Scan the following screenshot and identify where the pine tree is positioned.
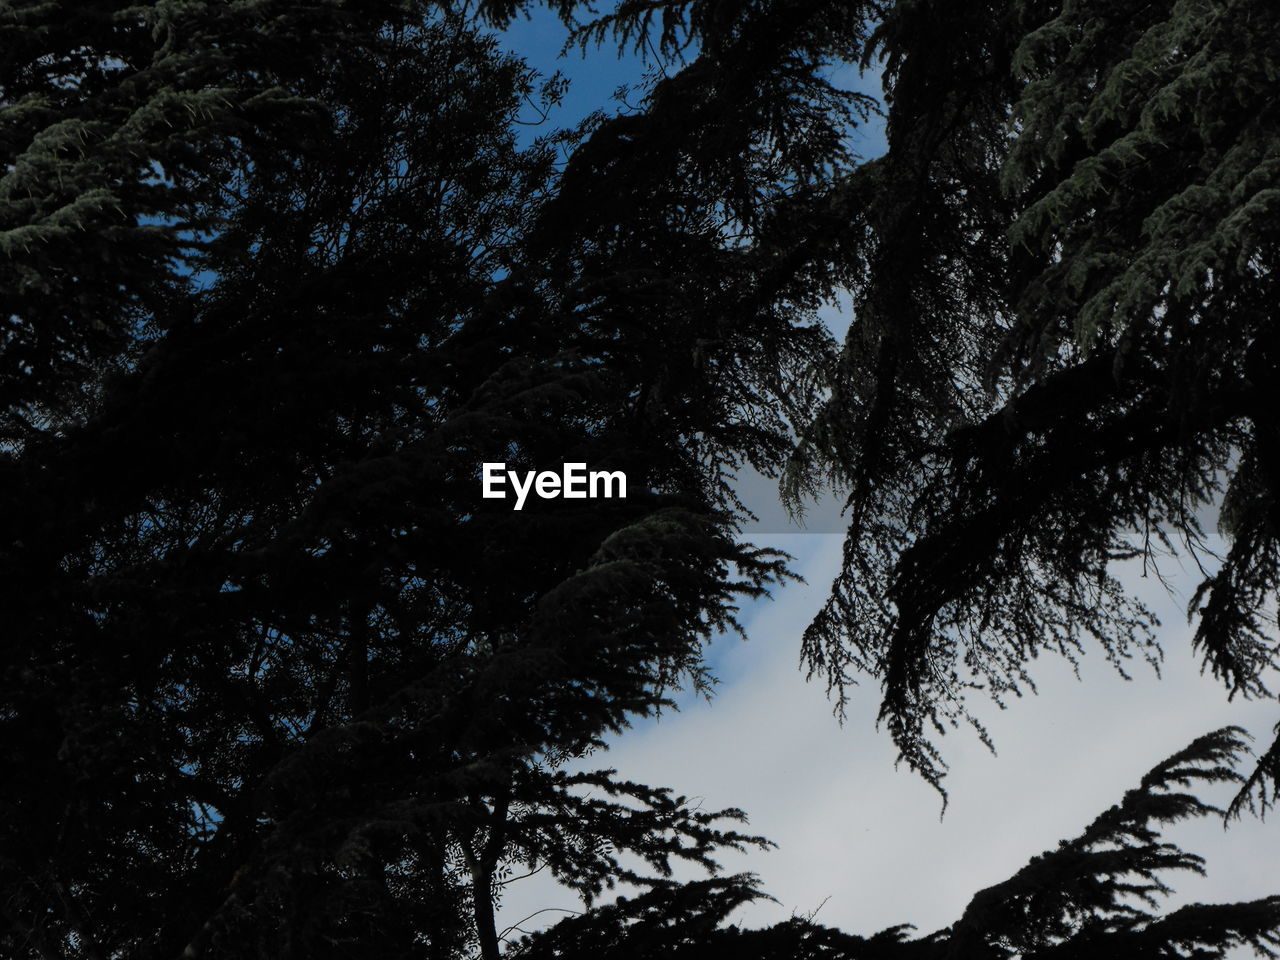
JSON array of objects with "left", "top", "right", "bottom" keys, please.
[
  {"left": 1, "top": 3, "right": 870, "bottom": 958},
  {"left": 6, "top": 1, "right": 1278, "bottom": 958},
  {"left": 789, "top": 0, "right": 1280, "bottom": 798}
]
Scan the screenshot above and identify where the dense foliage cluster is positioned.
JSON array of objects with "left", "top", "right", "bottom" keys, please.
[
  {"left": 1, "top": 1, "right": 856, "bottom": 957},
  {"left": 791, "top": 0, "right": 1280, "bottom": 798},
  {"left": 2, "top": 1, "right": 1278, "bottom": 958}
]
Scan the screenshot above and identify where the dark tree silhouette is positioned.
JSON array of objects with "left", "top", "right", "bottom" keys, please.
[
  {"left": 1, "top": 3, "right": 861, "bottom": 958},
  {"left": 2, "top": 1, "right": 1278, "bottom": 959},
  {"left": 515, "top": 729, "right": 1280, "bottom": 959},
  {"left": 788, "top": 0, "right": 1280, "bottom": 798}
]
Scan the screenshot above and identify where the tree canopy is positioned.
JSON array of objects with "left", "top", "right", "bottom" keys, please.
[
  {"left": 790, "top": 0, "right": 1280, "bottom": 799},
  {"left": 2, "top": 0, "right": 1279, "bottom": 958},
  {"left": 2, "top": 2, "right": 854, "bottom": 956}
]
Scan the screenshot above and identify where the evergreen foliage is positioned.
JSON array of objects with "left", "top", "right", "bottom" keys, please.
[
  {"left": 2, "top": 0, "right": 1278, "bottom": 958},
  {"left": 0, "top": 0, "right": 413, "bottom": 433},
  {"left": 790, "top": 0, "right": 1280, "bottom": 796},
  {"left": 516, "top": 729, "right": 1280, "bottom": 959},
  {"left": 1, "top": 2, "right": 860, "bottom": 957}
]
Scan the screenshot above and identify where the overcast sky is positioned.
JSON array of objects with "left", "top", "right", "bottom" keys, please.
[
  {"left": 497, "top": 532, "right": 1280, "bottom": 952},
  {"left": 494, "top": 10, "right": 1280, "bottom": 954}
]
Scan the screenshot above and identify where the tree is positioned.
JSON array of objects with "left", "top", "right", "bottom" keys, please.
[
  {"left": 4, "top": 0, "right": 1279, "bottom": 958},
  {"left": 789, "top": 0, "right": 1280, "bottom": 798},
  {"left": 1, "top": 2, "right": 868, "bottom": 958},
  {"left": 514, "top": 728, "right": 1280, "bottom": 959}
]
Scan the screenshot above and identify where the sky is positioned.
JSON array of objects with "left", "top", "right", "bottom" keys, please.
[
  {"left": 492, "top": 8, "right": 1280, "bottom": 953},
  {"left": 496, "top": 530, "right": 1280, "bottom": 950}
]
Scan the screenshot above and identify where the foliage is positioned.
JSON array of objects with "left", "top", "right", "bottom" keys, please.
[
  {"left": 791, "top": 0, "right": 1280, "bottom": 797},
  {"left": 516, "top": 729, "right": 1280, "bottom": 959},
  {"left": 3, "top": 0, "right": 1279, "bottom": 958},
  {"left": 0, "top": 1, "right": 867, "bottom": 958},
  {"left": 0, "top": 0, "right": 415, "bottom": 433}
]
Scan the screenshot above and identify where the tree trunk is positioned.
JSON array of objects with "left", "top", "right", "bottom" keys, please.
[{"left": 470, "top": 786, "right": 511, "bottom": 960}]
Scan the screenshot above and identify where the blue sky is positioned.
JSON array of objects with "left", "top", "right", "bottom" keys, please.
[{"left": 500, "top": 7, "right": 656, "bottom": 133}]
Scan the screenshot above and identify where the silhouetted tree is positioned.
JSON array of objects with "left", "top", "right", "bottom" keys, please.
[
  {"left": 4, "top": 1, "right": 1278, "bottom": 958},
  {"left": 515, "top": 728, "right": 1280, "bottom": 959},
  {"left": 0, "top": 2, "right": 868, "bottom": 958},
  {"left": 790, "top": 0, "right": 1280, "bottom": 799}
]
